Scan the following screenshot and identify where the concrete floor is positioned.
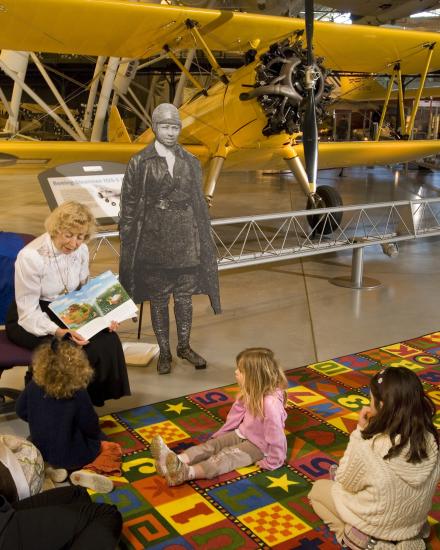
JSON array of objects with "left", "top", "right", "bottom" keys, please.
[{"left": 1, "top": 163, "right": 440, "bottom": 437}]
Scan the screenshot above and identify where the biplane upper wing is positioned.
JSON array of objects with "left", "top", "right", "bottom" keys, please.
[
  {"left": 2, "top": 0, "right": 440, "bottom": 75},
  {"left": 333, "top": 76, "right": 440, "bottom": 103},
  {"left": 316, "top": 0, "right": 440, "bottom": 25},
  {"left": 2, "top": 0, "right": 440, "bottom": 179}
]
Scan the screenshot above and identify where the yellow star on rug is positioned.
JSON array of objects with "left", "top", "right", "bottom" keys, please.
[
  {"left": 165, "top": 402, "right": 191, "bottom": 414},
  {"left": 266, "top": 473, "right": 299, "bottom": 492}
]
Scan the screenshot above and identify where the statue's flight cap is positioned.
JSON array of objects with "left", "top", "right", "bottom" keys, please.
[{"left": 152, "top": 103, "right": 181, "bottom": 126}]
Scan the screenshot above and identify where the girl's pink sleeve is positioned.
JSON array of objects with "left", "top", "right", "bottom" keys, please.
[
  {"left": 257, "top": 396, "right": 287, "bottom": 470},
  {"left": 212, "top": 399, "right": 246, "bottom": 438}
]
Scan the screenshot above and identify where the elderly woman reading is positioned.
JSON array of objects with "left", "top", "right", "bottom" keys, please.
[{"left": 6, "top": 201, "right": 130, "bottom": 407}]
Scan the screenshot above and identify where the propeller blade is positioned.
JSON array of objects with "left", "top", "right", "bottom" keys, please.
[
  {"left": 302, "top": 0, "right": 318, "bottom": 187},
  {"left": 303, "top": 90, "right": 318, "bottom": 185},
  {"left": 305, "top": 0, "right": 314, "bottom": 66}
]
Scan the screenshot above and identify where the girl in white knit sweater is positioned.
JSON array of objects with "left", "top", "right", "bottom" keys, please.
[{"left": 309, "top": 366, "right": 440, "bottom": 550}]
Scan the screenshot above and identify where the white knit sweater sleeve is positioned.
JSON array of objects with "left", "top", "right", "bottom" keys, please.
[{"left": 335, "top": 428, "right": 368, "bottom": 493}]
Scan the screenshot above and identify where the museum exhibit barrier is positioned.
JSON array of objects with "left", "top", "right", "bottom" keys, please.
[
  {"left": 90, "top": 197, "right": 440, "bottom": 270},
  {"left": 89, "top": 197, "right": 440, "bottom": 337}
]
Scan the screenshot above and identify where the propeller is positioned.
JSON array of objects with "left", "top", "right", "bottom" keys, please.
[
  {"left": 302, "top": 0, "right": 343, "bottom": 234},
  {"left": 302, "top": 0, "right": 318, "bottom": 195}
]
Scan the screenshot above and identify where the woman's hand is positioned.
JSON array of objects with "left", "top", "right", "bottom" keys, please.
[
  {"left": 358, "top": 406, "right": 372, "bottom": 430},
  {"left": 54, "top": 328, "right": 89, "bottom": 346},
  {"left": 108, "top": 320, "right": 119, "bottom": 332}
]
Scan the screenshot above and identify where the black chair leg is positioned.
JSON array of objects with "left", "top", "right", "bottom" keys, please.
[
  {"left": 24, "top": 367, "right": 33, "bottom": 386},
  {"left": 0, "top": 388, "right": 21, "bottom": 414}
]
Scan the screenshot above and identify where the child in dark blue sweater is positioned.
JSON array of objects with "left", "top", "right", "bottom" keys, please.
[{"left": 16, "top": 338, "right": 121, "bottom": 493}]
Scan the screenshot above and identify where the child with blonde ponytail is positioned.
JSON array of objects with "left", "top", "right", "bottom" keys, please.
[{"left": 152, "top": 347, "right": 288, "bottom": 485}]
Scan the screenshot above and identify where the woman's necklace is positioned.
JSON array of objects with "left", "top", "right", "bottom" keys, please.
[{"left": 50, "top": 240, "right": 69, "bottom": 295}]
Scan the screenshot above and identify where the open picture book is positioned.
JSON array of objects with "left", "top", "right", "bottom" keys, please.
[{"left": 49, "top": 271, "right": 138, "bottom": 340}]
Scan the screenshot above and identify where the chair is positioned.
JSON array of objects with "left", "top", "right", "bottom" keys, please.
[
  {"left": 0, "top": 332, "right": 32, "bottom": 413},
  {"left": 0, "top": 232, "right": 35, "bottom": 414}
]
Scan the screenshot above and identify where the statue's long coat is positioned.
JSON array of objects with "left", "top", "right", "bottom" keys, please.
[{"left": 119, "top": 142, "right": 221, "bottom": 314}]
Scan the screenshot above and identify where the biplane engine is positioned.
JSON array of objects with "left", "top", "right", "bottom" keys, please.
[{"left": 240, "top": 40, "right": 332, "bottom": 137}]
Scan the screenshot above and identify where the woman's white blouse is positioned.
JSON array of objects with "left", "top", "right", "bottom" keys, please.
[{"left": 14, "top": 233, "right": 89, "bottom": 336}]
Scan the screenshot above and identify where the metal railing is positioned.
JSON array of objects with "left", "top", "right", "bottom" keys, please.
[{"left": 90, "top": 198, "right": 440, "bottom": 272}]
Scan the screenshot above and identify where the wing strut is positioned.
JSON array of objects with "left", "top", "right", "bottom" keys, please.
[
  {"left": 405, "top": 42, "right": 436, "bottom": 139},
  {"left": 375, "top": 63, "right": 399, "bottom": 141},
  {"left": 163, "top": 45, "right": 208, "bottom": 96},
  {"left": 396, "top": 65, "right": 405, "bottom": 137},
  {"left": 185, "top": 19, "right": 229, "bottom": 85}
]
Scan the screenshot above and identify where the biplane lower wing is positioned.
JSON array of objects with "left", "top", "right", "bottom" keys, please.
[{"left": 1, "top": 140, "right": 438, "bottom": 172}]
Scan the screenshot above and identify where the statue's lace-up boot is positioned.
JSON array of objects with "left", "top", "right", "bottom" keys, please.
[{"left": 175, "top": 296, "right": 207, "bottom": 369}]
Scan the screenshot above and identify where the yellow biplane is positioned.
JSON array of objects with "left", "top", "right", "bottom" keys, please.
[
  {"left": 1, "top": 0, "right": 440, "bottom": 222},
  {"left": 317, "top": 0, "right": 440, "bottom": 25}
]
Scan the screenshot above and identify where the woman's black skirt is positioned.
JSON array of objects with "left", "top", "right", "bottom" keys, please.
[{"left": 6, "top": 301, "right": 131, "bottom": 407}]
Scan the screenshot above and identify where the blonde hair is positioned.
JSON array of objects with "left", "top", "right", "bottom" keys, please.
[
  {"left": 236, "top": 347, "right": 287, "bottom": 418},
  {"left": 44, "top": 201, "right": 95, "bottom": 241},
  {"left": 32, "top": 339, "right": 94, "bottom": 399}
]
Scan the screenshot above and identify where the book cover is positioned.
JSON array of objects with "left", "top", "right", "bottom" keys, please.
[{"left": 49, "top": 270, "right": 138, "bottom": 340}]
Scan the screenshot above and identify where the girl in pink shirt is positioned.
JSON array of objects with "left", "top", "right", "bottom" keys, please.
[{"left": 151, "top": 347, "right": 288, "bottom": 486}]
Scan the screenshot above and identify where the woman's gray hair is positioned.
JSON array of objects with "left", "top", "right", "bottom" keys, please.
[{"left": 44, "top": 201, "right": 96, "bottom": 240}]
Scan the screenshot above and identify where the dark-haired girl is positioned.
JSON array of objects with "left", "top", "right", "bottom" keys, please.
[{"left": 309, "top": 367, "right": 440, "bottom": 549}]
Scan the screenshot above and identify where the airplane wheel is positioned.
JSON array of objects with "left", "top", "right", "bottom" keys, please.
[{"left": 306, "top": 185, "right": 343, "bottom": 234}]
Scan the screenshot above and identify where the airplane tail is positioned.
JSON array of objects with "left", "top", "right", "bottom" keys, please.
[{"left": 108, "top": 106, "right": 131, "bottom": 143}]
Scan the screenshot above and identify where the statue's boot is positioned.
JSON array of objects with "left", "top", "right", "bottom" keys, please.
[
  {"left": 174, "top": 295, "right": 207, "bottom": 369},
  {"left": 151, "top": 298, "right": 172, "bottom": 375}
]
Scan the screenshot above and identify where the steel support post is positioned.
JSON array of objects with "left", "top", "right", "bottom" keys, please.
[
  {"left": 127, "top": 87, "right": 149, "bottom": 121},
  {"left": 0, "top": 56, "right": 80, "bottom": 140},
  {"left": 83, "top": 56, "right": 106, "bottom": 135},
  {"left": 30, "top": 52, "right": 86, "bottom": 141},
  {"left": 119, "top": 92, "right": 149, "bottom": 125},
  {"left": 1, "top": 51, "right": 29, "bottom": 134},
  {"left": 91, "top": 57, "right": 120, "bottom": 142},
  {"left": 0, "top": 87, "right": 12, "bottom": 118},
  {"left": 330, "top": 246, "right": 381, "bottom": 290}
]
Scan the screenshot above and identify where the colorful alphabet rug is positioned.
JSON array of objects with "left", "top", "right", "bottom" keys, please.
[{"left": 94, "top": 332, "right": 440, "bottom": 549}]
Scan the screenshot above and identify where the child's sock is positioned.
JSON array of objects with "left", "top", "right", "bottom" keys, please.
[
  {"left": 150, "top": 435, "right": 172, "bottom": 477},
  {"left": 45, "top": 465, "right": 68, "bottom": 483},
  {"left": 42, "top": 477, "right": 55, "bottom": 491},
  {"left": 70, "top": 470, "right": 113, "bottom": 494}
]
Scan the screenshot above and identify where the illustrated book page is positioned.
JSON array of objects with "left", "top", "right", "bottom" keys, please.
[{"left": 49, "top": 270, "right": 137, "bottom": 340}]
